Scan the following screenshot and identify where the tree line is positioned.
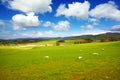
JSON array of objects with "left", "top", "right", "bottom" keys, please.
[{"left": 0, "top": 36, "right": 119, "bottom": 46}]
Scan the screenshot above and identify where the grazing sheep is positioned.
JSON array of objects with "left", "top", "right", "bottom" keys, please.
[
  {"left": 93, "top": 53, "right": 99, "bottom": 55},
  {"left": 102, "top": 48, "right": 105, "bottom": 51},
  {"left": 77, "top": 56, "right": 82, "bottom": 60},
  {"left": 44, "top": 56, "right": 49, "bottom": 59},
  {"left": 105, "top": 76, "right": 109, "bottom": 79},
  {"left": 80, "top": 50, "right": 82, "bottom": 52}
]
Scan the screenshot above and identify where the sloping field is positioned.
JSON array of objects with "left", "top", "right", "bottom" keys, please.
[{"left": 0, "top": 41, "right": 120, "bottom": 80}]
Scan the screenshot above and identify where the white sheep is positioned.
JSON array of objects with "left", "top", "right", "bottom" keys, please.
[
  {"left": 105, "top": 76, "right": 109, "bottom": 79},
  {"left": 102, "top": 48, "right": 104, "bottom": 51},
  {"left": 93, "top": 53, "right": 99, "bottom": 55},
  {"left": 77, "top": 56, "right": 82, "bottom": 60},
  {"left": 80, "top": 50, "right": 82, "bottom": 52},
  {"left": 44, "top": 56, "right": 49, "bottom": 59}
]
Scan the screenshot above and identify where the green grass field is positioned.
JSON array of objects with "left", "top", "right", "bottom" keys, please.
[{"left": 0, "top": 41, "right": 120, "bottom": 80}]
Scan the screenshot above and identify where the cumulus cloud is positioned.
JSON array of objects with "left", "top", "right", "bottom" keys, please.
[
  {"left": 53, "top": 20, "right": 70, "bottom": 30},
  {"left": 0, "top": 30, "right": 55, "bottom": 39},
  {"left": 82, "top": 30, "right": 108, "bottom": 35},
  {"left": 0, "top": 21, "right": 9, "bottom": 33},
  {"left": 43, "top": 21, "right": 54, "bottom": 27},
  {"left": 56, "top": 1, "right": 90, "bottom": 19},
  {"left": 1, "top": 0, "right": 7, "bottom": 3},
  {"left": 0, "top": 20, "right": 4, "bottom": 25},
  {"left": 2, "top": 0, "right": 52, "bottom": 13},
  {"left": 89, "top": 18, "right": 99, "bottom": 25},
  {"left": 89, "top": 18, "right": 99, "bottom": 23},
  {"left": 22, "top": 31, "right": 43, "bottom": 38},
  {"left": 0, "top": 20, "right": 12, "bottom": 33},
  {"left": 44, "top": 30, "right": 54, "bottom": 36},
  {"left": 42, "top": 21, "right": 70, "bottom": 31},
  {"left": 22, "top": 30, "right": 54, "bottom": 38},
  {"left": 92, "top": 22, "right": 99, "bottom": 26},
  {"left": 12, "top": 12, "right": 40, "bottom": 30},
  {"left": 111, "top": 25, "right": 120, "bottom": 31},
  {"left": 90, "top": 1, "right": 120, "bottom": 21},
  {"left": 81, "top": 24, "right": 94, "bottom": 29}
]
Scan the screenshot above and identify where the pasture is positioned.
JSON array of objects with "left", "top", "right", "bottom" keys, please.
[{"left": 0, "top": 41, "right": 120, "bottom": 80}]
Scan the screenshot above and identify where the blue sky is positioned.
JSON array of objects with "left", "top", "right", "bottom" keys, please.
[{"left": 0, "top": 0, "right": 120, "bottom": 39}]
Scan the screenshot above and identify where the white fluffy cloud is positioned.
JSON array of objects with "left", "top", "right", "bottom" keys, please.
[
  {"left": 0, "top": 30, "right": 55, "bottom": 39},
  {"left": 43, "top": 21, "right": 54, "bottom": 27},
  {"left": 56, "top": 1, "right": 90, "bottom": 19},
  {"left": 53, "top": 21, "right": 70, "bottom": 30},
  {"left": 89, "top": 18, "right": 99, "bottom": 25},
  {"left": 3, "top": 0, "right": 52, "bottom": 13},
  {"left": 81, "top": 25, "right": 94, "bottom": 29},
  {"left": 111, "top": 25, "right": 120, "bottom": 31},
  {"left": 12, "top": 12, "right": 40, "bottom": 30},
  {"left": 89, "top": 18, "right": 99, "bottom": 23},
  {"left": 0, "top": 20, "right": 4, "bottom": 25},
  {"left": 44, "top": 30, "right": 54, "bottom": 36},
  {"left": 90, "top": 1, "right": 120, "bottom": 21},
  {"left": 14, "top": 30, "right": 54, "bottom": 39},
  {"left": 22, "top": 31, "right": 43, "bottom": 38},
  {"left": 42, "top": 21, "right": 70, "bottom": 31}
]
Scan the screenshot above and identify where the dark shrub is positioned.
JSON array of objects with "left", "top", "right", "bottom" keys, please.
[
  {"left": 57, "top": 39, "right": 65, "bottom": 43},
  {"left": 84, "top": 39, "right": 93, "bottom": 43}
]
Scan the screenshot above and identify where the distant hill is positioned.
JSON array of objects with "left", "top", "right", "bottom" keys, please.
[
  {"left": 63, "top": 32, "right": 120, "bottom": 40},
  {"left": 0, "top": 32, "right": 120, "bottom": 45}
]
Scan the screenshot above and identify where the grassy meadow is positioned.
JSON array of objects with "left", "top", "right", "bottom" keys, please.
[{"left": 0, "top": 41, "right": 120, "bottom": 80}]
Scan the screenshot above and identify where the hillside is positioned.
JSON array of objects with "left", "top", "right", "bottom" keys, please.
[
  {"left": 0, "top": 32, "right": 120, "bottom": 45},
  {"left": 0, "top": 41, "right": 120, "bottom": 80},
  {"left": 64, "top": 32, "right": 120, "bottom": 40}
]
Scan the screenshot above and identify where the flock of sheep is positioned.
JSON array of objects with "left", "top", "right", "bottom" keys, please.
[{"left": 44, "top": 48, "right": 105, "bottom": 60}]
